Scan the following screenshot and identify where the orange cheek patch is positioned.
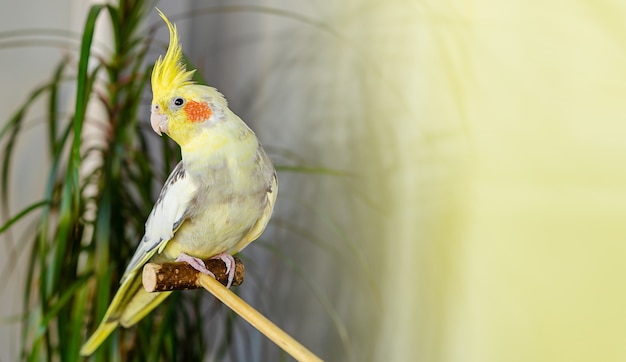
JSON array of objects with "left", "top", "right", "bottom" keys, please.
[{"left": 184, "top": 100, "right": 213, "bottom": 122}]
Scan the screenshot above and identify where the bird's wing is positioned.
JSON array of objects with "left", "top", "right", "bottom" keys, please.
[{"left": 121, "top": 161, "right": 198, "bottom": 282}]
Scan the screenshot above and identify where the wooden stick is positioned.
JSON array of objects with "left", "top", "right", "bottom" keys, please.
[
  {"left": 142, "top": 257, "right": 244, "bottom": 292},
  {"left": 142, "top": 258, "right": 323, "bottom": 362},
  {"left": 196, "top": 274, "right": 323, "bottom": 362}
]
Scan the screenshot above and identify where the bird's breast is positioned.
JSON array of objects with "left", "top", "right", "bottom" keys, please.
[{"left": 163, "top": 148, "right": 271, "bottom": 260}]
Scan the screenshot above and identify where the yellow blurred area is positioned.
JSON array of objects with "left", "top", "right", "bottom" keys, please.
[
  {"left": 455, "top": 1, "right": 626, "bottom": 361},
  {"left": 354, "top": 1, "right": 626, "bottom": 361}
]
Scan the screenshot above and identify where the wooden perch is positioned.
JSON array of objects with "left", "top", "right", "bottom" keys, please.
[
  {"left": 142, "top": 257, "right": 323, "bottom": 362},
  {"left": 142, "top": 257, "right": 245, "bottom": 292}
]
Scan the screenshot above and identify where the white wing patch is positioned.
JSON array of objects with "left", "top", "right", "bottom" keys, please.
[{"left": 121, "top": 161, "right": 198, "bottom": 280}]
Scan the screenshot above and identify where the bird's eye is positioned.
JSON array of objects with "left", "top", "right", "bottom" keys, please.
[{"left": 172, "top": 97, "right": 185, "bottom": 107}]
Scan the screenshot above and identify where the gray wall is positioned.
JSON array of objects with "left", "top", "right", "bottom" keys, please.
[{"left": 0, "top": 1, "right": 73, "bottom": 360}]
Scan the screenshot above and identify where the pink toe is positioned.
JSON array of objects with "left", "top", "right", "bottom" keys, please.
[
  {"left": 210, "top": 252, "right": 236, "bottom": 288},
  {"left": 176, "top": 252, "right": 214, "bottom": 277}
]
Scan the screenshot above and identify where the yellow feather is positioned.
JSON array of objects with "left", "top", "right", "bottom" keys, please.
[
  {"left": 120, "top": 290, "right": 172, "bottom": 327},
  {"left": 80, "top": 272, "right": 137, "bottom": 356},
  {"left": 151, "top": 9, "right": 196, "bottom": 102},
  {"left": 80, "top": 320, "right": 117, "bottom": 356}
]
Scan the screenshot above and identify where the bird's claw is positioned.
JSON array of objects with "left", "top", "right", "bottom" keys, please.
[
  {"left": 210, "top": 252, "right": 236, "bottom": 288},
  {"left": 175, "top": 253, "right": 216, "bottom": 279}
]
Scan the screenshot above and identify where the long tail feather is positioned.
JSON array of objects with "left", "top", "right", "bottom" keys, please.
[
  {"left": 80, "top": 273, "right": 142, "bottom": 355},
  {"left": 80, "top": 320, "right": 118, "bottom": 356}
]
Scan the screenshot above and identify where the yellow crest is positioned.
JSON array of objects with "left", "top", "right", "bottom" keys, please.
[{"left": 151, "top": 9, "right": 196, "bottom": 101}]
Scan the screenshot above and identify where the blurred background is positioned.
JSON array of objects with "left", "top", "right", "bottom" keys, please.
[{"left": 2, "top": 0, "right": 626, "bottom": 361}]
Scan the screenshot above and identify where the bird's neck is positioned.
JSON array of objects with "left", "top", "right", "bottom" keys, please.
[{"left": 180, "top": 125, "right": 258, "bottom": 177}]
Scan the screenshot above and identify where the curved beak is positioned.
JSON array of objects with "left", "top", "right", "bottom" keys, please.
[{"left": 150, "top": 110, "right": 168, "bottom": 136}]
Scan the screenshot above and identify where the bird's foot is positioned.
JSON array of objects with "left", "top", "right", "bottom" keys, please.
[
  {"left": 209, "top": 252, "right": 236, "bottom": 288},
  {"left": 175, "top": 253, "right": 216, "bottom": 279}
]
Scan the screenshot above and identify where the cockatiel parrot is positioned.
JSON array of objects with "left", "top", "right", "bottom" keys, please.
[{"left": 80, "top": 10, "right": 277, "bottom": 356}]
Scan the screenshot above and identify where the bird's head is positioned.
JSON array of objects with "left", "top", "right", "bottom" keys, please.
[{"left": 150, "top": 10, "right": 227, "bottom": 147}]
